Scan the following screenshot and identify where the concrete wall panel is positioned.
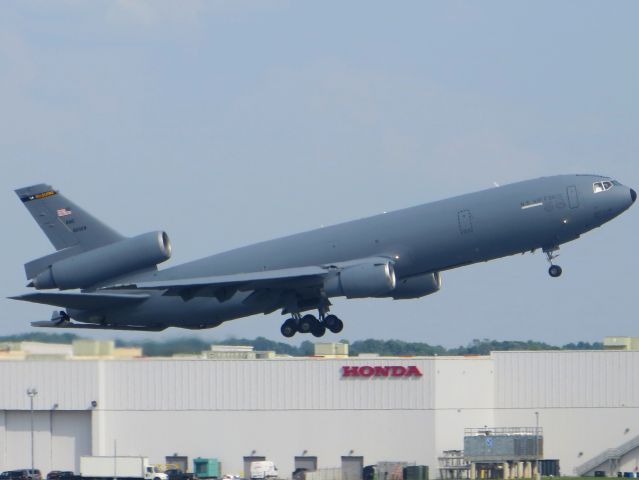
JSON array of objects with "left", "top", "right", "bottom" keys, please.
[
  {"left": 100, "top": 359, "right": 434, "bottom": 411},
  {"left": 0, "top": 361, "right": 98, "bottom": 411},
  {"left": 94, "top": 410, "right": 437, "bottom": 477},
  {"left": 494, "top": 351, "right": 639, "bottom": 409},
  {"left": 0, "top": 411, "right": 90, "bottom": 473}
]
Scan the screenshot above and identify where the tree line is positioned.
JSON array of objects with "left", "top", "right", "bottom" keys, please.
[{"left": 0, "top": 332, "right": 603, "bottom": 357}]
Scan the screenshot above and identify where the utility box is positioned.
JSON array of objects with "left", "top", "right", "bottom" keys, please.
[
  {"left": 377, "top": 462, "right": 413, "bottom": 480},
  {"left": 464, "top": 427, "right": 543, "bottom": 461},
  {"left": 403, "top": 466, "right": 428, "bottom": 480},
  {"left": 193, "top": 458, "right": 221, "bottom": 479},
  {"left": 362, "top": 466, "right": 376, "bottom": 480},
  {"left": 539, "top": 459, "right": 560, "bottom": 477}
]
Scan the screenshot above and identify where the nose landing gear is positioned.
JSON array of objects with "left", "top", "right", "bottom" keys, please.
[
  {"left": 544, "top": 248, "right": 563, "bottom": 278},
  {"left": 548, "top": 264, "right": 563, "bottom": 278}
]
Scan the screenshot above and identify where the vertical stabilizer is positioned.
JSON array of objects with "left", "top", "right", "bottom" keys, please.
[{"left": 15, "top": 183, "right": 124, "bottom": 251}]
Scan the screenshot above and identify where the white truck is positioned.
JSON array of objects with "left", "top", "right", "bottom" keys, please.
[
  {"left": 80, "top": 456, "right": 169, "bottom": 480},
  {"left": 250, "top": 461, "right": 278, "bottom": 480}
]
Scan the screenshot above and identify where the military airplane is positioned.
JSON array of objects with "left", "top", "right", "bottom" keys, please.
[{"left": 9, "top": 175, "right": 635, "bottom": 336}]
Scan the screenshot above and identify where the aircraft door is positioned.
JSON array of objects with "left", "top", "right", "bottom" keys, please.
[
  {"left": 567, "top": 186, "right": 579, "bottom": 209},
  {"left": 457, "top": 209, "right": 473, "bottom": 234}
]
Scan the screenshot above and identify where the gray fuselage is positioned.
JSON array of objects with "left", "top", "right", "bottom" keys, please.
[{"left": 71, "top": 174, "right": 635, "bottom": 329}]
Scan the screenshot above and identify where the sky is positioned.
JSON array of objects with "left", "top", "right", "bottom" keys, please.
[{"left": 0, "top": 1, "right": 637, "bottom": 348}]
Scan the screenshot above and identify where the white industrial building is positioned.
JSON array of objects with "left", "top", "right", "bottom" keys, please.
[{"left": 0, "top": 350, "right": 638, "bottom": 477}]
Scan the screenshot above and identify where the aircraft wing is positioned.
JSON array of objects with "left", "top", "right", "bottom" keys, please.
[
  {"left": 113, "top": 256, "right": 395, "bottom": 303},
  {"left": 30, "top": 320, "right": 165, "bottom": 331},
  {"left": 9, "top": 292, "right": 151, "bottom": 310},
  {"left": 115, "top": 265, "right": 333, "bottom": 301}
]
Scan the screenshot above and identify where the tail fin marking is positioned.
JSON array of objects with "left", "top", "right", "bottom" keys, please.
[{"left": 15, "top": 183, "right": 124, "bottom": 251}]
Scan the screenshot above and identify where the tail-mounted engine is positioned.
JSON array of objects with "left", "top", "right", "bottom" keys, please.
[{"left": 29, "top": 231, "right": 172, "bottom": 290}]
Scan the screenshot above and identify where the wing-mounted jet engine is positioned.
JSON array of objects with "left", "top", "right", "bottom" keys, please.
[
  {"left": 324, "top": 261, "right": 397, "bottom": 298},
  {"left": 385, "top": 272, "right": 441, "bottom": 300}
]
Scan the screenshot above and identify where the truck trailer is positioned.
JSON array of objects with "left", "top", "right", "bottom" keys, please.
[
  {"left": 250, "top": 462, "right": 278, "bottom": 480},
  {"left": 80, "top": 456, "right": 169, "bottom": 480}
]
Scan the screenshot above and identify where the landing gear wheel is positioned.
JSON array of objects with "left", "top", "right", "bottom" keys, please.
[
  {"left": 324, "top": 314, "right": 344, "bottom": 334},
  {"left": 298, "top": 314, "right": 315, "bottom": 334},
  {"left": 548, "top": 265, "right": 563, "bottom": 278},
  {"left": 311, "top": 321, "right": 326, "bottom": 337},
  {"left": 280, "top": 318, "right": 297, "bottom": 338},
  {"left": 544, "top": 248, "right": 562, "bottom": 278}
]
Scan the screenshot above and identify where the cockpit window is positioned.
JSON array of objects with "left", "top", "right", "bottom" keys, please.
[{"left": 593, "top": 181, "right": 613, "bottom": 193}]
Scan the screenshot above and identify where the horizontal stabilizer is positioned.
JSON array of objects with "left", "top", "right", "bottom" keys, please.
[
  {"left": 10, "top": 292, "right": 150, "bottom": 310},
  {"left": 24, "top": 246, "right": 83, "bottom": 280},
  {"left": 31, "top": 320, "right": 165, "bottom": 331}
]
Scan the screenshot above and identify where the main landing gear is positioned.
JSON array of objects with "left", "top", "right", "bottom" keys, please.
[
  {"left": 544, "top": 248, "right": 563, "bottom": 278},
  {"left": 280, "top": 312, "right": 344, "bottom": 338}
]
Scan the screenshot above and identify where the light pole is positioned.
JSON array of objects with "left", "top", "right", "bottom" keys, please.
[
  {"left": 535, "top": 411, "right": 540, "bottom": 480},
  {"left": 27, "top": 388, "right": 38, "bottom": 475}
]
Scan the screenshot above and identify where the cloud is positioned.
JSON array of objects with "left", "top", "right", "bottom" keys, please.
[
  {"left": 104, "top": 0, "right": 288, "bottom": 30},
  {"left": 208, "top": 60, "right": 555, "bottom": 202},
  {"left": 107, "top": 0, "right": 209, "bottom": 28},
  {"left": 0, "top": 29, "right": 36, "bottom": 91}
]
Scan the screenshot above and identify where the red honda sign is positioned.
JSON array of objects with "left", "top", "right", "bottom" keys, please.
[{"left": 341, "top": 365, "right": 423, "bottom": 378}]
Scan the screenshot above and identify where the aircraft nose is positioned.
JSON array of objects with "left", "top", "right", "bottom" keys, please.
[{"left": 631, "top": 188, "right": 637, "bottom": 204}]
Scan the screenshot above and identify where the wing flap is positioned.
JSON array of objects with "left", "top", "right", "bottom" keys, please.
[
  {"left": 10, "top": 292, "right": 150, "bottom": 310},
  {"left": 117, "top": 265, "right": 331, "bottom": 300},
  {"left": 111, "top": 257, "right": 394, "bottom": 301},
  {"left": 130, "top": 265, "right": 329, "bottom": 290}
]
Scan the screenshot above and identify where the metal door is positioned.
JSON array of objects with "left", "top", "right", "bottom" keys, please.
[
  {"left": 341, "top": 456, "right": 364, "bottom": 480},
  {"left": 567, "top": 186, "right": 579, "bottom": 209},
  {"left": 166, "top": 456, "right": 188, "bottom": 471},
  {"left": 295, "top": 456, "right": 318, "bottom": 471}
]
